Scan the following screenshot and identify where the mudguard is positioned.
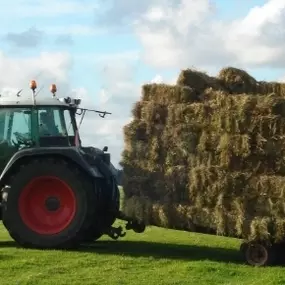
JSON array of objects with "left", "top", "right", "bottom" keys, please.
[
  {"left": 0, "top": 146, "right": 104, "bottom": 183},
  {"left": 80, "top": 146, "right": 120, "bottom": 201}
]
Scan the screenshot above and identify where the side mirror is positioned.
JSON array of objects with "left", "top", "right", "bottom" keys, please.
[{"left": 102, "top": 146, "right": 108, "bottom": 152}]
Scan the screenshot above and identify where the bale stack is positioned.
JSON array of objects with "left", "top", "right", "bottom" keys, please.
[{"left": 120, "top": 67, "right": 285, "bottom": 243}]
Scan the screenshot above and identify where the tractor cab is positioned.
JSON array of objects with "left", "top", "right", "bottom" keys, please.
[
  {"left": 0, "top": 80, "right": 111, "bottom": 173},
  {"left": 37, "top": 101, "right": 79, "bottom": 148},
  {"left": 0, "top": 103, "right": 79, "bottom": 147}
]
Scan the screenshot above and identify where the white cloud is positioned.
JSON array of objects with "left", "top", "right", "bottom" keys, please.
[
  {"left": 0, "top": 51, "right": 71, "bottom": 95},
  {"left": 150, "top": 74, "right": 177, "bottom": 84},
  {"left": 151, "top": 75, "right": 163, "bottom": 83},
  {"left": 73, "top": 55, "right": 142, "bottom": 166},
  {"left": 98, "top": 0, "right": 285, "bottom": 69},
  {"left": 132, "top": 0, "right": 230, "bottom": 69},
  {"left": 69, "top": 87, "right": 94, "bottom": 108},
  {"left": 94, "top": 57, "right": 141, "bottom": 113},
  {"left": 224, "top": 0, "right": 285, "bottom": 67}
]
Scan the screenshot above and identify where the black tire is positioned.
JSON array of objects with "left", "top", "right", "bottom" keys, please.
[
  {"left": 1, "top": 158, "right": 99, "bottom": 249},
  {"left": 240, "top": 242, "right": 247, "bottom": 254},
  {"left": 271, "top": 243, "right": 285, "bottom": 265},
  {"left": 82, "top": 178, "right": 120, "bottom": 242},
  {"left": 242, "top": 241, "right": 277, "bottom": 266}
]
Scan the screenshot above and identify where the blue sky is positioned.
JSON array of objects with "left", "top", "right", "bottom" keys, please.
[{"left": 215, "top": 0, "right": 267, "bottom": 19}]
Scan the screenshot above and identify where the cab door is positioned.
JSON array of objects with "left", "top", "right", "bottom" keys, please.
[
  {"left": 0, "top": 108, "right": 32, "bottom": 174},
  {"left": 0, "top": 109, "right": 16, "bottom": 173}
]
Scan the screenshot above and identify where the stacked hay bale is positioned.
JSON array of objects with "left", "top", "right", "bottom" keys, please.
[{"left": 121, "top": 67, "right": 285, "bottom": 243}]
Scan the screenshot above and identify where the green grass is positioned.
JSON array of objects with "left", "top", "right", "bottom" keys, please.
[{"left": 1, "top": 223, "right": 285, "bottom": 285}]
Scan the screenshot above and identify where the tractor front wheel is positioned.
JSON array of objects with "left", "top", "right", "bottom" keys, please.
[{"left": 1, "top": 158, "right": 98, "bottom": 249}]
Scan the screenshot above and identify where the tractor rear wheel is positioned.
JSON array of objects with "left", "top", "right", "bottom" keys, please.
[{"left": 1, "top": 158, "right": 98, "bottom": 249}]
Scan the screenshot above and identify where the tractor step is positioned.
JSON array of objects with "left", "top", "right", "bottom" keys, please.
[
  {"left": 104, "top": 225, "right": 126, "bottom": 240},
  {"left": 116, "top": 211, "right": 146, "bottom": 233},
  {"left": 87, "top": 211, "right": 146, "bottom": 242}
]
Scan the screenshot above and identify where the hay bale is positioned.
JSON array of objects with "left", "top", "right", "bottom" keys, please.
[
  {"left": 120, "top": 161, "right": 167, "bottom": 198},
  {"left": 176, "top": 68, "right": 224, "bottom": 92},
  {"left": 164, "top": 165, "right": 189, "bottom": 202},
  {"left": 218, "top": 67, "right": 257, "bottom": 94},
  {"left": 131, "top": 101, "right": 143, "bottom": 119},
  {"left": 142, "top": 84, "right": 199, "bottom": 104},
  {"left": 121, "top": 65, "right": 285, "bottom": 243},
  {"left": 133, "top": 101, "right": 168, "bottom": 124},
  {"left": 167, "top": 92, "right": 285, "bottom": 135},
  {"left": 167, "top": 102, "right": 211, "bottom": 127},
  {"left": 257, "top": 81, "right": 285, "bottom": 97},
  {"left": 123, "top": 169, "right": 285, "bottom": 242},
  {"left": 123, "top": 120, "right": 148, "bottom": 142}
]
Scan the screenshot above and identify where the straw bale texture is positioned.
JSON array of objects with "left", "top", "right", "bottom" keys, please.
[{"left": 121, "top": 66, "right": 285, "bottom": 243}]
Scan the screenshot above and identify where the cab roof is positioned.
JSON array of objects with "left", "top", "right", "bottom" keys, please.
[{"left": 0, "top": 96, "right": 74, "bottom": 108}]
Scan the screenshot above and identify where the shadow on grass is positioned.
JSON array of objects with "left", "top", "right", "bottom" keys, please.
[
  {"left": 0, "top": 241, "right": 15, "bottom": 260},
  {"left": 80, "top": 240, "right": 243, "bottom": 264},
  {"left": 0, "top": 240, "right": 242, "bottom": 264},
  {"left": 0, "top": 241, "right": 18, "bottom": 248}
]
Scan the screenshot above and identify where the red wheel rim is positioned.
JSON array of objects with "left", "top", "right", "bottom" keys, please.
[{"left": 18, "top": 176, "right": 76, "bottom": 235}]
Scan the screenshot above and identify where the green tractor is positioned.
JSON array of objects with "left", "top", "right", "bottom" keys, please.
[{"left": 0, "top": 81, "right": 145, "bottom": 249}]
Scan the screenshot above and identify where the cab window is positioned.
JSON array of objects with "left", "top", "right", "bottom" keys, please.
[
  {"left": 0, "top": 108, "right": 31, "bottom": 145},
  {"left": 38, "top": 107, "right": 67, "bottom": 137},
  {"left": 64, "top": 109, "right": 75, "bottom": 136}
]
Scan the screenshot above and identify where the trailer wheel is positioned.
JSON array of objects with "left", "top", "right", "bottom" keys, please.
[
  {"left": 240, "top": 242, "right": 247, "bottom": 254},
  {"left": 1, "top": 158, "right": 98, "bottom": 249},
  {"left": 243, "top": 241, "right": 276, "bottom": 266},
  {"left": 272, "top": 243, "right": 285, "bottom": 265}
]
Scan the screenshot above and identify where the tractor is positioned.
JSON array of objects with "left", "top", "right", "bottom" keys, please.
[{"left": 0, "top": 80, "right": 145, "bottom": 249}]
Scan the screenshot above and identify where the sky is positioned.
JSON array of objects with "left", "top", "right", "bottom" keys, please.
[{"left": 0, "top": 0, "right": 285, "bottom": 167}]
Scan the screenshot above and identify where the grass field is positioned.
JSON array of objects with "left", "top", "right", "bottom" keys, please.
[{"left": 1, "top": 222, "right": 285, "bottom": 285}]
